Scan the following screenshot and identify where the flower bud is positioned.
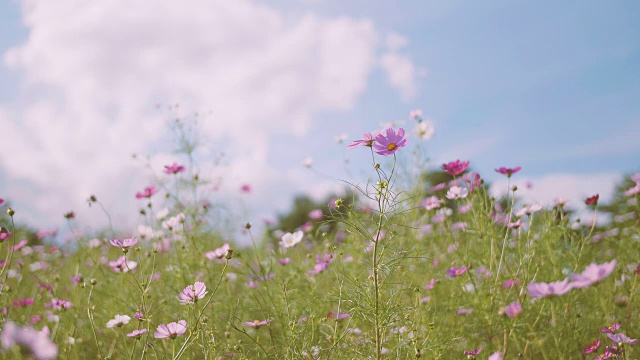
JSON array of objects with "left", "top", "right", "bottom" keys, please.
[{"left": 7, "top": 208, "right": 15, "bottom": 216}]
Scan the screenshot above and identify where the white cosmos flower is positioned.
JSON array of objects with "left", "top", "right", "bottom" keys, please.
[
  {"left": 281, "top": 231, "right": 304, "bottom": 248},
  {"left": 446, "top": 186, "right": 468, "bottom": 200},
  {"left": 414, "top": 121, "right": 435, "bottom": 140}
]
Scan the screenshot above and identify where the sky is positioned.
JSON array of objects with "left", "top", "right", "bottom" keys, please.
[{"left": 0, "top": 0, "right": 639, "bottom": 240}]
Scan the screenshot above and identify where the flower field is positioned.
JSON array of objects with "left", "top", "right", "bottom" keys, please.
[{"left": 0, "top": 116, "right": 638, "bottom": 360}]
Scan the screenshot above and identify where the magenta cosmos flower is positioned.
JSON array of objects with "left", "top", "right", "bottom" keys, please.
[
  {"left": 178, "top": 281, "right": 207, "bottom": 305},
  {"left": 163, "top": 162, "right": 185, "bottom": 175},
  {"left": 463, "top": 348, "right": 482, "bottom": 356},
  {"left": 583, "top": 339, "right": 600, "bottom": 354},
  {"left": 12, "top": 298, "right": 35, "bottom": 308},
  {"left": 110, "top": 238, "right": 138, "bottom": 251},
  {"left": 243, "top": 319, "right": 271, "bottom": 328},
  {"left": 135, "top": 185, "right": 158, "bottom": 199},
  {"left": 442, "top": 160, "right": 470, "bottom": 176},
  {"left": 373, "top": 128, "right": 408, "bottom": 156},
  {"left": 527, "top": 278, "right": 573, "bottom": 298},
  {"left": 495, "top": 166, "right": 522, "bottom": 177},
  {"left": 154, "top": 320, "right": 187, "bottom": 339},
  {"left": 346, "top": 131, "right": 381, "bottom": 149},
  {"left": 447, "top": 266, "right": 467, "bottom": 278},
  {"left": 570, "top": 260, "right": 616, "bottom": 289}
]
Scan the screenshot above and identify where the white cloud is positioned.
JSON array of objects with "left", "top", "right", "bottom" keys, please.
[
  {"left": 380, "top": 52, "right": 418, "bottom": 101},
  {"left": 490, "top": 172, "right": 622, "bottom": 212},
  {"left": 0, "top": 0, "right": 418, "bottom": 234}
]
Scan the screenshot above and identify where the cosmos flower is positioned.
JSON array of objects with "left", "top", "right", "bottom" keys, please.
[
  {"left": 110, "top": 238, "right": 138, "bottom": 251},
  {"left": 583, "top": 339, "right": 600, "bottom": 354},
  {"left": 106, "top": 315, "right": 131, "bottom": 328},
  {"left": 446, "top": 186, "right": 469, "bottom": 200},
  {"left": 600, "top": 323, "right": 621, "bottom": 334},
  {"left": 277, "top": 258, "right": 291, "bottom": 265},
  {"left": 108, "top": 256, "right": 138, "bottom": 273},
  {"left": 205, "top": 243, "right": 231, "bottom": 260},
  {"left": 243, "top": 319, "right": 271, "bottom": 328},
  {"left": 570, "top": 260, "right": 616, "bottom": 289},
  {"left": 502, "top": 301, "right": 522, "bottom": 318},
  {"left": 0, "top": 321, "right": 58, "bottom": 360},
  {"left": 178, "top": 281, "right": 208, "bottom": 305},
  {"left": 414, "top": 121, "right": 435, "bottom": 140},
  {"left": 447, "top": 266, "right": 467, "bottom": 278},
  {"left": 442, "top": 160, "right": 470, "bottom": 176},
  {"left": 127, "top": 329, "right": 148, "bottom": 338},
  {"left": 309, "top": 209, "right": 323, "bottom": 220},
  {"left": 422, "top": 196, "right": 442, "bottom": 210},
  {"left": 135, "top": 185, "right": 158, "bottom": 199},
  {"left": 495, "top": 166, "right": 522, "bottom": 177},
  {"left": 488, "top": 352, "right": 503, "bottom": 360},
  {"left": 585, "top": 194, "right": 600, "bottom": 206},
  {"left": 515, "top": 204, "right": 542, "bottom": 217},
  {"left": 527, "top": 278, "right": 573, "bottom": 298},
  {"left": 12, "top": 298, "right": 35, "bottom": 308},
  {"left": 463, "top": 348, "right": 482, "bottom": 356},
  {"left": 281, "top": 231, "right": 304, "bottom": 248},
  {"left": 44, "top": 298, "right": 73, "bottom": 311},
  {"left": 607, "top": 332, "right": 638, "bottom": 345},
  {"left": 409, "top": 109, "right": 423, "bottom": 120},
  {"left": 373, "top": 128, "right": 408, "bottom": 156},
  {"left": 240, "top": 184, "right": 252, "bottom": 193},
  {"left": 154, "top": 320, "right": 187, "bottom": 339},
  {"left": 163, "top": 162, "right": 185, "bottom": 174}
]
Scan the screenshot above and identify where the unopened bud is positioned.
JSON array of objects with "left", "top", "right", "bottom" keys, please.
[
  {"left": 225, "top": 249, "right": 234, "bottom": 260},
  {"left": 90, "top": 278, "right": 97, "bottom": 285},
  {"left": 7, "top": 208, "right": 15, "bottom": 216},
  {"left": 244, "top": 223, "right": 252, "bottom": 230}
]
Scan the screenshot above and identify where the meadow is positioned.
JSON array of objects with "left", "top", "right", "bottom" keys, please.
[{"left": 0, "top": 115, "right": 638, "bottom": 360}]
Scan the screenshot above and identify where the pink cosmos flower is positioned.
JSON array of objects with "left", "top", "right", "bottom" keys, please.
[
  {"left": 127, "top": 328, "right": 148, "bottom": 338},
  {"left": 12, "top": 298, "right": 35, "bottom": 308},
  {"left": 583, "top": 339, "right": 601, "bottom": 354},
  {"left": 527, "top": 278, "right": 573, "bottom": 298},
  {"left": 488, "top": 352, "right": 503, "bottom": 360},
  {"left": 424, "top": 278, "right": 436, "bottom": 290},
  {"left": 585, "top": 194, "right": 599, "bottom": 206},
  {"left": 600, "top": 323, "right": 621, "bottom": 333},
  {"left": 607, "top": 332, "right": 638, "bottom": 345},
  {"left": 346, "top": 131, "right": 380, "bottom": 149},
  {"left": 431, "top": 182, "right": 446, "bottom": 193},
  {"left": 0, "top": 198, "right": 3, "bottom": 205},
  {"left": 421, "top": 196, "right": 442, "bottom": 210},
  {"left": 70, "top": 274, "right": 83, "bottom": 285},
  {"left": 154, "top": 320, "right": 187, "bottom": 339},
  {"left": 309, "top": 209, "right": 323, "bottom": 220},
  {"left": 624, "top": 183, "right": 640, "bottom": 196},
  {"left": 108, "top": 256, "right": 138, "bottom": 273},
  {"left": 457, "top": 308, "right": 473, "bottom": 316},
  {"left": 11, "top": 240, "right": 28, "bottom": 252},
  {"left": 240, "top": 184, "right": 252, "bottom": 193},
  {"left": 463, "top": 348, "right": 482, "bottom": 356},
  {"left": 134, "top": 312, "right": 144, "bottom": 321},
  {"left": 110, "top": 238, "right": 138, "bottom": 251},
  {"left": 44, "top": 298, "right": 73, "bottom": 311},
  {"left": 502, "top": 278, "right": 520, "bottom": 289},
  {"left": 0, "top": 232, "right": 11, "bottom": 242},
  {"left": 462, "top": 172, "right": 483, "bottom": 192},
  {"left": 507, "top": 219, "right": 523, "bottom": 229},
  {"left": 502, "top": 301, "right": 522, "bottom": 318},
  {"left": 243, "top": 319, "right": 271, "bottom": 328},
  {"left": 373, "top": 128, "right": 408, "bottom": 156},
  {"left": 0, "top": 321, "right": 58, "bottom": 360},
  {"left": 447, "top": 266, "right": 467, "bottom": 278},
  {"left": 515, "top": 204, "right": 542, "bottom": 217},
  {"left": 308, "top": 254, "right": 333, "bottom": 275},
  {"left": 205, "top": 243, "right": 231, "bottom": 260},
  {"left": 495, "top": 166, "right": 522, "bottom": 177},
  {"left": 570, "top": 260, "right": 616, "bottom": 289},
  {"left": 277, "top": 258, "right": 291, "bottom": 265},
  {"left": 164, "top": 162, "right": 185, "bottom": 174},
  {"left": 178, "top": 281, "right": 208, "bottom": 305},
  {"left": 135, "top": 185, "right": 158, "bottom": 199},
  {"left": 442, "top": 160, "right": 470, "bottom": 176}
]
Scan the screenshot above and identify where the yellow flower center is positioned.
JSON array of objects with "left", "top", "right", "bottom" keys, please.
[
  {"left": 253, "top": 320, "right": 260, "bottom": 325},
  {"left": 387, "top": 143, "right": 397, "bottom": 151}
]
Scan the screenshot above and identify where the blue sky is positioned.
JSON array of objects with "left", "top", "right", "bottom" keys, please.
[{"left": 0, "top": 0, "right": 638, "bottom": 238}]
